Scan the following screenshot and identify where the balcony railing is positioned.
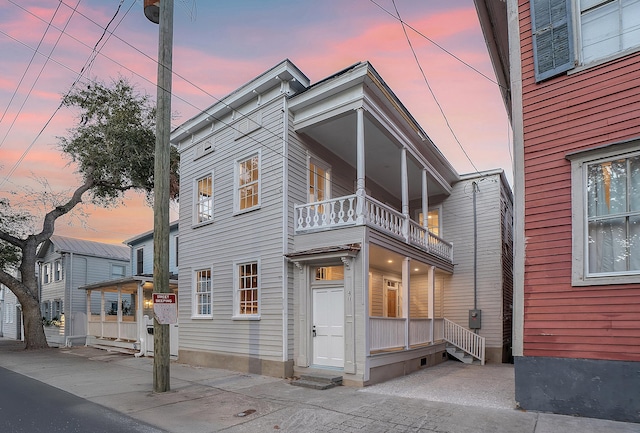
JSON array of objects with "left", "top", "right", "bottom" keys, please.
[{"left": 295, "top": 195, "right": 453, "bottom": 261}]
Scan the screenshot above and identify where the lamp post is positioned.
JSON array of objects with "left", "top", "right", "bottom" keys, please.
[{"left": 144, "top": 0, "right": 173, "bottom": 393}]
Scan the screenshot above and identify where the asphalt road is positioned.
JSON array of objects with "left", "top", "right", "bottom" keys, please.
[{"left": 0, "top": 366, "right": 166, "bottom": 433}]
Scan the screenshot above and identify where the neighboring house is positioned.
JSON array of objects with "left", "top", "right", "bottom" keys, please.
[
  {"left": 475, "top": 0, "right": 640, "bottom": 422},
  {"left": 1, "top": 284, "right": 22, "bottom": 340},
  {"left": 170, "top": 59, "right": 513, "bottom": 386},
  {"left": 37, "top": 235, "right": 130, "bottom": 347},
  {"left": 82, "top": 222, "right": 179, "bottom": 356}
]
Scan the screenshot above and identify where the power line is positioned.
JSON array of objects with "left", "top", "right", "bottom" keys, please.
[
  {"left": 369, "top": 0, "right": 502, "bottom": 89},
  {"left": 0, "top": 1, "right": 64, "bottom": 148},
  {"left": 0, "top": 0, "right": 130, "bottom": 189},
  {"left": 391, "top": 0, "right": 479, "bottom": 173}
]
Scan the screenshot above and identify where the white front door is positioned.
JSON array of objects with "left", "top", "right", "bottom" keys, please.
[{"left": 312, "top": 286, "right": 344, "bottom": 368}]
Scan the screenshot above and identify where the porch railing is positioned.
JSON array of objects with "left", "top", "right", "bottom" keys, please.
[
  {"left": 88, "top": 318, "right": 138, "bottom": 341},
  {"left": 369, "top": 317, "right": 405, "bottom": 351},
  {"left": 295, "top": 195, "right": 453, "bottom": 261},
  {"left": 443, "top": 318, "right": 485, "bottom": 365},
  {"left": 369, "top": 317, "right": 442, "bottom": 352}
]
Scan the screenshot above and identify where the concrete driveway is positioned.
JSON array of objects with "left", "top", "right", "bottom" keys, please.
[{"left": 361, "top": 360, "right": 516, "bottom": 410}]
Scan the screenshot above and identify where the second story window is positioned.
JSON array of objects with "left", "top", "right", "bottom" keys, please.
[
  {"left": 579, "top": 0, "right": 640, "bottom": 64},
  {"left": 53, "top": 259, "right": 63, "bottom": 281},
  {"left": 195, "top": 174, "right": 213, "bottom": 224},
  {"left": 309, "top": 158, "right": 331, "bottom": 203},
  {"left": 235, "top": 152, "right": 260, "bottom": 212},
  {"left": 43, "top": 263, "right": 51, "bottom": 284},
  {"left": 111, "top": 264, "right": 126, "bottom": 279},
  {"left": 136, "top": 248, "right": 144, "bottom": 275}
]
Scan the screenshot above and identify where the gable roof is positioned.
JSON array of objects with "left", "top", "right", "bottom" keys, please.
[
  {"left": 38, "top": 235, "right": 130, "bottom": 261},
  {"left": 124, "top": 220, "right": 179, "bottom": 246}
]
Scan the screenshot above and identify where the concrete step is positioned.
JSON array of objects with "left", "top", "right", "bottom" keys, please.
[
  {"left": 446, "top": 346, "right": 477, "bottom": 364},
  {"left": 291, "top": 373, "right": 342, "bottom": 390}
]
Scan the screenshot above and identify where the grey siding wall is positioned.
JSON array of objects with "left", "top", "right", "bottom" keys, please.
[
  {"left": 128, "top": 225, "right": 179, "bottom": 276},
  {"left": 441, "top": 173, "right": 505, "bottom": 350},
  {"left": 178, "top": 91, "right": 288, "bottom": 361}
]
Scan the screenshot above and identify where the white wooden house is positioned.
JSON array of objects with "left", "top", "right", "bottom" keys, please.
[
  {"left": 171, "top": 60, "right": 513, "bottom": 385},
  {"left": 81, "top": 222, "right": 179, "bottom": 356},
  {"left": 37, "top": 236, "right": 130, "bottom": 347},
  {"left": 1, "top": 283, "right": 22, "bottom": 341}
]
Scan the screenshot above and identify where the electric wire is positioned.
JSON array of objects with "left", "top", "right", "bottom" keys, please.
[
  {"left": 0, "top": 1, "right": 62, "bottom": 132},
  {"left": 369, "top": 0, "right": 503, "bottom": 89},
  {"left": 0, "top": 0, "right": 129, "bottom": 189},
  {"left": 0, "top": 1, "right": 82, "bottom": 152},
  {"left": 391, "top": 0, "right": 479, "bottom": 173}
]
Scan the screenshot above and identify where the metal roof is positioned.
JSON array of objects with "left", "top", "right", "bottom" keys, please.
[{"left": 42, "top": 235, "right": 130, "bottom": 261}]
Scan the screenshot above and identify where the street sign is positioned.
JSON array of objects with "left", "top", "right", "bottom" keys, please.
[{"left": 152, "top": 293, "right": 177, "bottom": 325}]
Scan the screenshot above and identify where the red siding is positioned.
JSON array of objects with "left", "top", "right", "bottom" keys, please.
[{"left": 518, "top": 0, "right": 640, "bottom": 361}]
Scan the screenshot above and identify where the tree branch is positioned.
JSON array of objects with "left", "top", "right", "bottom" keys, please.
[
  {"left": 0, "top": 231, "right": 25, "bottom": 249},
  {"left": 35, "top": 173, "right": 96, "bottom": 244}
]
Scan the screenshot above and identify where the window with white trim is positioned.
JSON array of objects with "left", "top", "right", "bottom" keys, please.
[
  {"left": 234, "top": 261, "right": 259, "bottom": 317},
  {"left": 195, "top": 174, "right": 213, "bottom": 224},
  {"left": 136, "top": 248, "right": 144, "bottom": 275},
  {"left": 579, "top": 0, "right": 640, "bottom": 64},
  {"left": 111, "top": 264, "right": 126, "bottom": 279},
  {"left": 43, "top": 263, "right": 51, "bottom": 284},
  {"left": 53, "top": 259, "right": 63, "bottom": 281},
  {"left": 529, "top": 0, "right": 640, "bottom": 81},
  {"left": 193, "top": 268, "right": 212, "bottom": 317},
  {"left": 309, "top": 157, "right": 331, "bottom": 203},
  {"left": 569, "top": 143, "right": 640, "bottom": 285},
  {"left": 235, "top": 152, "right": 260, "bottom": 212},
  {"left": 418, "top": 208, "right": 442, "bottom": 237}
]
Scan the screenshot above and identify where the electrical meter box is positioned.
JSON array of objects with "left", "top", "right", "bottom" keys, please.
[{"left": 469, "top": 309, "right": 482, "bottom": 329}]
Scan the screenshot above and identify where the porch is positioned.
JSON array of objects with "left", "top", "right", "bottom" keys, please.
[
  {"left": 295, "top": 194, "right": 453, "bottom": 262},
  {"left": 81, "top": 276, "right": 178, "bottom": 356}
]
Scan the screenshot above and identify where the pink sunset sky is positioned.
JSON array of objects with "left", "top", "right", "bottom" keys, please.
[{"left": 0, "top": 0, "right": 510, "bottom": 245}]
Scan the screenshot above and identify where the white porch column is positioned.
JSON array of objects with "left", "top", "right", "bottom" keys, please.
[
  {"left": 428, "top": 266, "right": 435, "bottom": 342},
  {"left": 422, "top": 168, "right": 429, "bottom": 229},
  {"left": 100, "top": 291, "right": 105, "bottom": 338},
  {"left": 401, "top": 148, "right": 409, "bottom": 241},
  {"left": 116, "top": 287, "right": 122, "bottom": 341},
  {"left": 137, "top": 282, "right": 144, "bottom": 345},
  {"left": 356, "top": 107, "right": 366, "bottom": 224},
  {"left": 402, "top": 257, "right": 411, "bottom": 350},
  {"left": 86, "top": 290, "right": 91, "bottom": 334}
]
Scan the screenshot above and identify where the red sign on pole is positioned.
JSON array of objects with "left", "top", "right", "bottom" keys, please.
[{"left": 152, "top": 293, "right": 177, "bottom": 324}]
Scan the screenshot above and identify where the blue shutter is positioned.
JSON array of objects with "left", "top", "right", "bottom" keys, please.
[{"left": 530, "top": 0, "right": 575, "bottom": 82}]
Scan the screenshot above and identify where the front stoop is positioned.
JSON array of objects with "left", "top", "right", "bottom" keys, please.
[
  {"left": 291, "top": 373, "right": 343, "bottom": 390},
  {"left": 446, "top": 346, "right": 480, "bottom": 364}
]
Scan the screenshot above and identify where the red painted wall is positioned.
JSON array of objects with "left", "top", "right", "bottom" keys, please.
[{"left": 518, "top": 0, "right": 640, "bottom": 361}]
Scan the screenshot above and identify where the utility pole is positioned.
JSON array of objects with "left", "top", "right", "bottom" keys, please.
[{"left": 145, "top": 0, "right": 174, "bottom": 393}]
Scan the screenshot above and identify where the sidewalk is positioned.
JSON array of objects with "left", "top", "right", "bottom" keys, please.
[{"left": 0, "top": 339, "right": 637, "bottom": 433}]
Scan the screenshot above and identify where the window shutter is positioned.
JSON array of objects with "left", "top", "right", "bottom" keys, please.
[{"left": 530, "top": 0, "right": 575, "bottom": 82}]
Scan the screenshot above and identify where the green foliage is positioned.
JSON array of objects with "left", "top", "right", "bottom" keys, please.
[
  {"left": 0, "top": 199, "right": 30, "bottom": 269},
  {"left": 59, "top": 78, "right": 179, "bottom": 205}
]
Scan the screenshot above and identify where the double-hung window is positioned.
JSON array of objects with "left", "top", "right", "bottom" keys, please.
[
  {"left": 234, "top": 261, "right": 259, "bottom": 318},
  {"left": 569, "top": 142, "right": 640, "bottom": 285},
  {"left": 235, "top": 152, "right": 260, "bottom": 212},
  {"left": 54, "top": 259, "right": 63, "bottom": 281},
  {"left": 195, "top": 174, "right": 213, "bottom": 224},
  {"left": 43, "top": 263, "right": 51, "bottom": 284},
  {"left": 136, "top": 248, "right": 144, "bottom": 275},
  {"left": 193, "top": 268, "right": 212, "bottom": 317},
  {"left": 579, "top": 0, "right": 640, "bottom": 64}
]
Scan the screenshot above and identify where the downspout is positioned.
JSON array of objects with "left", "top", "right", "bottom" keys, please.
[
  {"left": 280, "top": 81, "right": 290, "bottom": 365},
  {"left": 473, "top": 181, "right": 478, "bottom": 311},
  {"left": 67, "top": 252, "right": 73, "bottom": 346}
]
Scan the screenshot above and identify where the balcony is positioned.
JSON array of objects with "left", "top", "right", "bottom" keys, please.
[{"left": 294, "top": 195, "right": 453, "bottom": 262}]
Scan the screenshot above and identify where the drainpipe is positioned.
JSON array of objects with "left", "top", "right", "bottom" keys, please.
[{"left": 473, "top": 181, "right": 478, "bottom": 311}]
